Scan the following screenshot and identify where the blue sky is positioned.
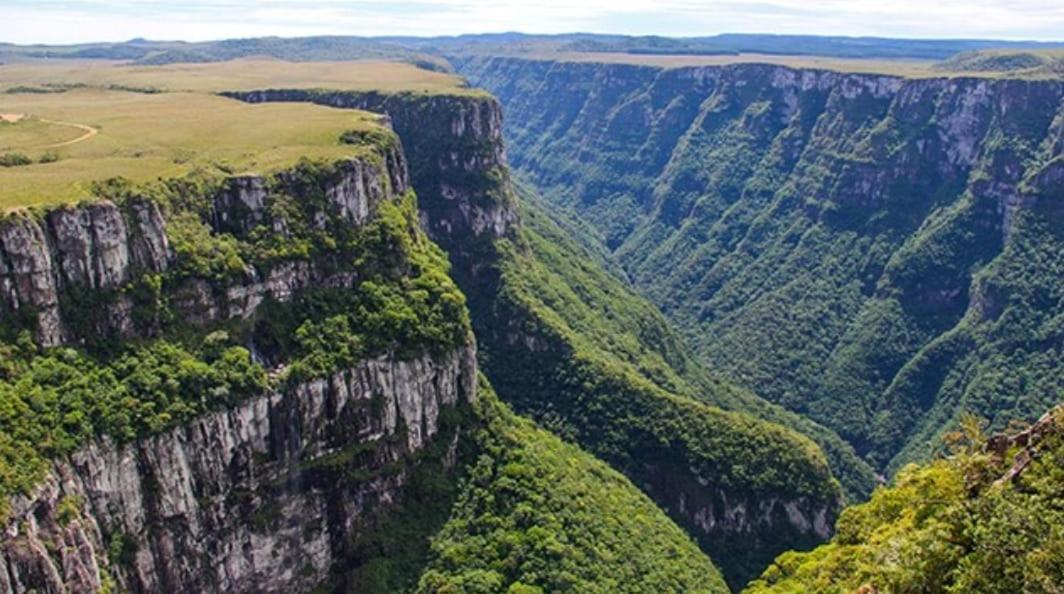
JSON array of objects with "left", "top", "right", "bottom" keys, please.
[{"left": 3, "top": 0, "right": 1064, "bottom": 45}]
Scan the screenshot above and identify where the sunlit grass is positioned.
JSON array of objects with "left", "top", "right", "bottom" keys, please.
[
  {"left": 0, "top": 57, "right": 476, "bottom": 94},
  {"left": 0, "top": 57, "right": 480, "bottom": 209},
  {"left": 0, "top": 89, "right": 384, "bottom": 209}
]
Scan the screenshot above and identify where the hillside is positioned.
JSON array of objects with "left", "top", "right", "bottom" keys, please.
[
  {"left": 934, "top": 48, "right": 1064, "bottom": 77},
  {"left": 745, "top": 406, "right": 1064, "bottom": 593},
  {"left": 2, "top": 37, "right": 1062, "bottom": 594},
  {"left": 455, "top": 56, "right": 1064, "bottom": 477},
  {"left": 13, "top": 33, "right": 1064, "bottom": 66},
  {"left": 418, "top": 381, "right": 729, "bottom": 594},
  {"left": 0, "top": 37, "right": 450, "bottom": 71}
]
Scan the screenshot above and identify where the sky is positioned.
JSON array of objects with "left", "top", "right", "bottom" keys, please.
[{"left": 3, "top": 0, "right": 1064, "bottom": 45}]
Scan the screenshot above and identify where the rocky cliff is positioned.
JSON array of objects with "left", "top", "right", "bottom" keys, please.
[
  {"left": 0, "top": 150, "right": 410, "bottom": 348},
  {"left": 1, "top": 347, "right": 475, "bottom": 594},
  {"left": 224, "top": 86, "right": 847, "bottom": 588},
  {"left": 0, "top": 129, "right": 480, "bottom": 593},
  {"left": 455, "top": 56, "right": 1064, "bottom": 472},
  {"left": 220, "top": 90, "right": 519, "bottom": 256}
]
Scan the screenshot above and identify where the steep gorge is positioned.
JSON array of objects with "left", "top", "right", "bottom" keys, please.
[
  {"left": 455, "top": 56, "right": 1064, "bottom": 473},
  {"left": 226, "top": 87, "right": 854, "bottom": 588},
  {"left": 0, "top": 88, "right": 749, "bottom": 594}
]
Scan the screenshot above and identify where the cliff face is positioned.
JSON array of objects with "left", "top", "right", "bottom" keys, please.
[
  {"left": 225, "top": 87, "right": 845, "bottom": 587},
  {"left": 1, "top": 347, "right": 476, "bottom": 594},
  {"left": 0, "top": 133, "right": 480, "bottom": 593},
  {"left": 0, "top": 152, "right": 408, "bottom": 347},
  {"left": 455, "top": 56, "right": 1064, "bottom": 471},
  {"left": 221, "top": 90, "right": 519, "bottom": 256},
  {"left": 0, "top": 198, "right": 168, "bottom": 347}
]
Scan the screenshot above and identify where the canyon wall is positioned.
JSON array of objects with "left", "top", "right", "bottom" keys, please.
[
  {"left": 456, "top": 56, "right": 1064, "bottom": 472},
  {"left": 0, "top": 132, "right": 480, "bottom": 593},
  {"left": 1, "top": 347, "right": 475, "bottom": 594}
]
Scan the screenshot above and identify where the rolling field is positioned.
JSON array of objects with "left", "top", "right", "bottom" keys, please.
[
  {"left": 0, "top": 90, "right": 385, "bottom": 208},
  {"left": 0, "top": 59, "right": 473, "bottom": 210},
  {"left": 0, "top": 58, "right": 474, "bottom": 94}
]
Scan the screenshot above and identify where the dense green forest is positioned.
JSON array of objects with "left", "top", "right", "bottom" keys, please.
[
  {"left": 463, "top": 185, "right": 853, "bottom": 587},
  {"left": 458, "top": 57, "right": 1064, "bottom": 477},
  {"left": 745, "top": 408, "right": 1064, "bottom": 593},
  {"left": 417, "top": 380, "right": 728, "bottom": 594},
  {"left": 506, "top": 187, "right": 875, "bottom": 500}
]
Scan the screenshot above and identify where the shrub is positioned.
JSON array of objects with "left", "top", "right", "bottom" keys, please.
[{"left": 0, "top": 152, "right": 32, "bottom": 167}]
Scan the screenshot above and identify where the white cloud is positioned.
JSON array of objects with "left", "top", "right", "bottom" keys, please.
[{"left": 2, "top": 0, "right": 1063, "bottom": 44}]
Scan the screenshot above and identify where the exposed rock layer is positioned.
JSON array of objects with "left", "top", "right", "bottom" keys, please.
[
  {"left": 1, "top": 346, "right": 477, "bottom": 594},
  {"left": 225, "top": 85, "right": 848, "bottom": 588},
  {"left": 0, "top": 152, "right": 406, "bottom": 347},
  {"left": 0, "top": 137, "right": 480, "bottom": 594}
]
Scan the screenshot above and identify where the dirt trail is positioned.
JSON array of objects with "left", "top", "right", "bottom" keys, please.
[{"left": 37, "top": 119, "right": 99, "bottom": 148}]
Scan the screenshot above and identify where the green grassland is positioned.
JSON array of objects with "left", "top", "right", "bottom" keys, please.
[
  {"left": 0, "top": 89, "right": 382, "bottom": 208},
  {"left": 0, "top": 58, "right": 472, "bottom": 94},
  {"left": 0, "top": 59, "right": 475, "bottom": 209}
]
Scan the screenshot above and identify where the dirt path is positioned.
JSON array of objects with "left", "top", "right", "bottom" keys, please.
[{"left": 36, "top": 119, "right": 98, "bottom": 148}]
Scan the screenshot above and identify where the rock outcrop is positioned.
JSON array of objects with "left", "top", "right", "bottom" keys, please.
[
  {"left": 223, "top": 83, "right": 848, "bottom": 588},
  {"left": 0, "top": 346, "right": 477, "bottom": 594},
  {"left": 0, "top": 150, "right": 407, "bottom": 347},
  {"left": 0, "top": 129, "right": 478, "bottom": 594},
  {"left": 221, "top": 90, "right": 518, "bottom": 258},
  {"left": 0, "top": 199, "right": 168, "bottom": 346}
]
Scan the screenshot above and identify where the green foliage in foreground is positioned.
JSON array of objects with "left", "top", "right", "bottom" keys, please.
[
  {"left": 417, "top": 379, "right": 728, "bottom": 594},
  {"left": 744, "top": 411, "right": 1064, "bottom": 594}
]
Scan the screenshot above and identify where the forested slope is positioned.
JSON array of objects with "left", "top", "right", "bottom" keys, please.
[
  {"left": 745, "top": 406, "right": 1064, "bottom": 594},
  {"left": 455, "top": 56, "right": 1064, "bottom": 473}
]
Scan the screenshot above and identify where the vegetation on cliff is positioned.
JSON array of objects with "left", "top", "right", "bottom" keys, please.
[
  {"left": 466, "top": 185, "right": 846, "bottom": 588},
  {"left": 459, "top": 57, "right": 1064, "bottom": 477},
  {"left": 0, "top": 153, "right": 470, "bottom": 523},
  {"left": 745, "top": 408, "right": 1064, "bottom": 594},
  {"left": 0, "top": 336, "right": 266, "bottom": 520},
  {"left": 417, "top": 380, "right": 729, "bottom": 594}
]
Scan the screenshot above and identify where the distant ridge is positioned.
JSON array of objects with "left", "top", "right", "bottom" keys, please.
[{"left": 4, "top": 32, "right": 1064, "bottom": 65}]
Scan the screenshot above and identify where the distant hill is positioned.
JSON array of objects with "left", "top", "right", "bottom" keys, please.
[
  {"left": 6, "top": 33, "right": 1064, "bottom": 67},
  {"left": 400, "top": 32, "right": 1064, "bottom": 60},
  {"left": 934, "top": 48, "right": 1064, "bottom": 75},
  {"left": 1, "top": 36, "right": 452, "bottom": 71}
]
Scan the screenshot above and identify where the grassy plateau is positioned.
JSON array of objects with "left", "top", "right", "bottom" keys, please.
[{"left": 0, "top": 59, "right": 473, "bottom": 209}]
